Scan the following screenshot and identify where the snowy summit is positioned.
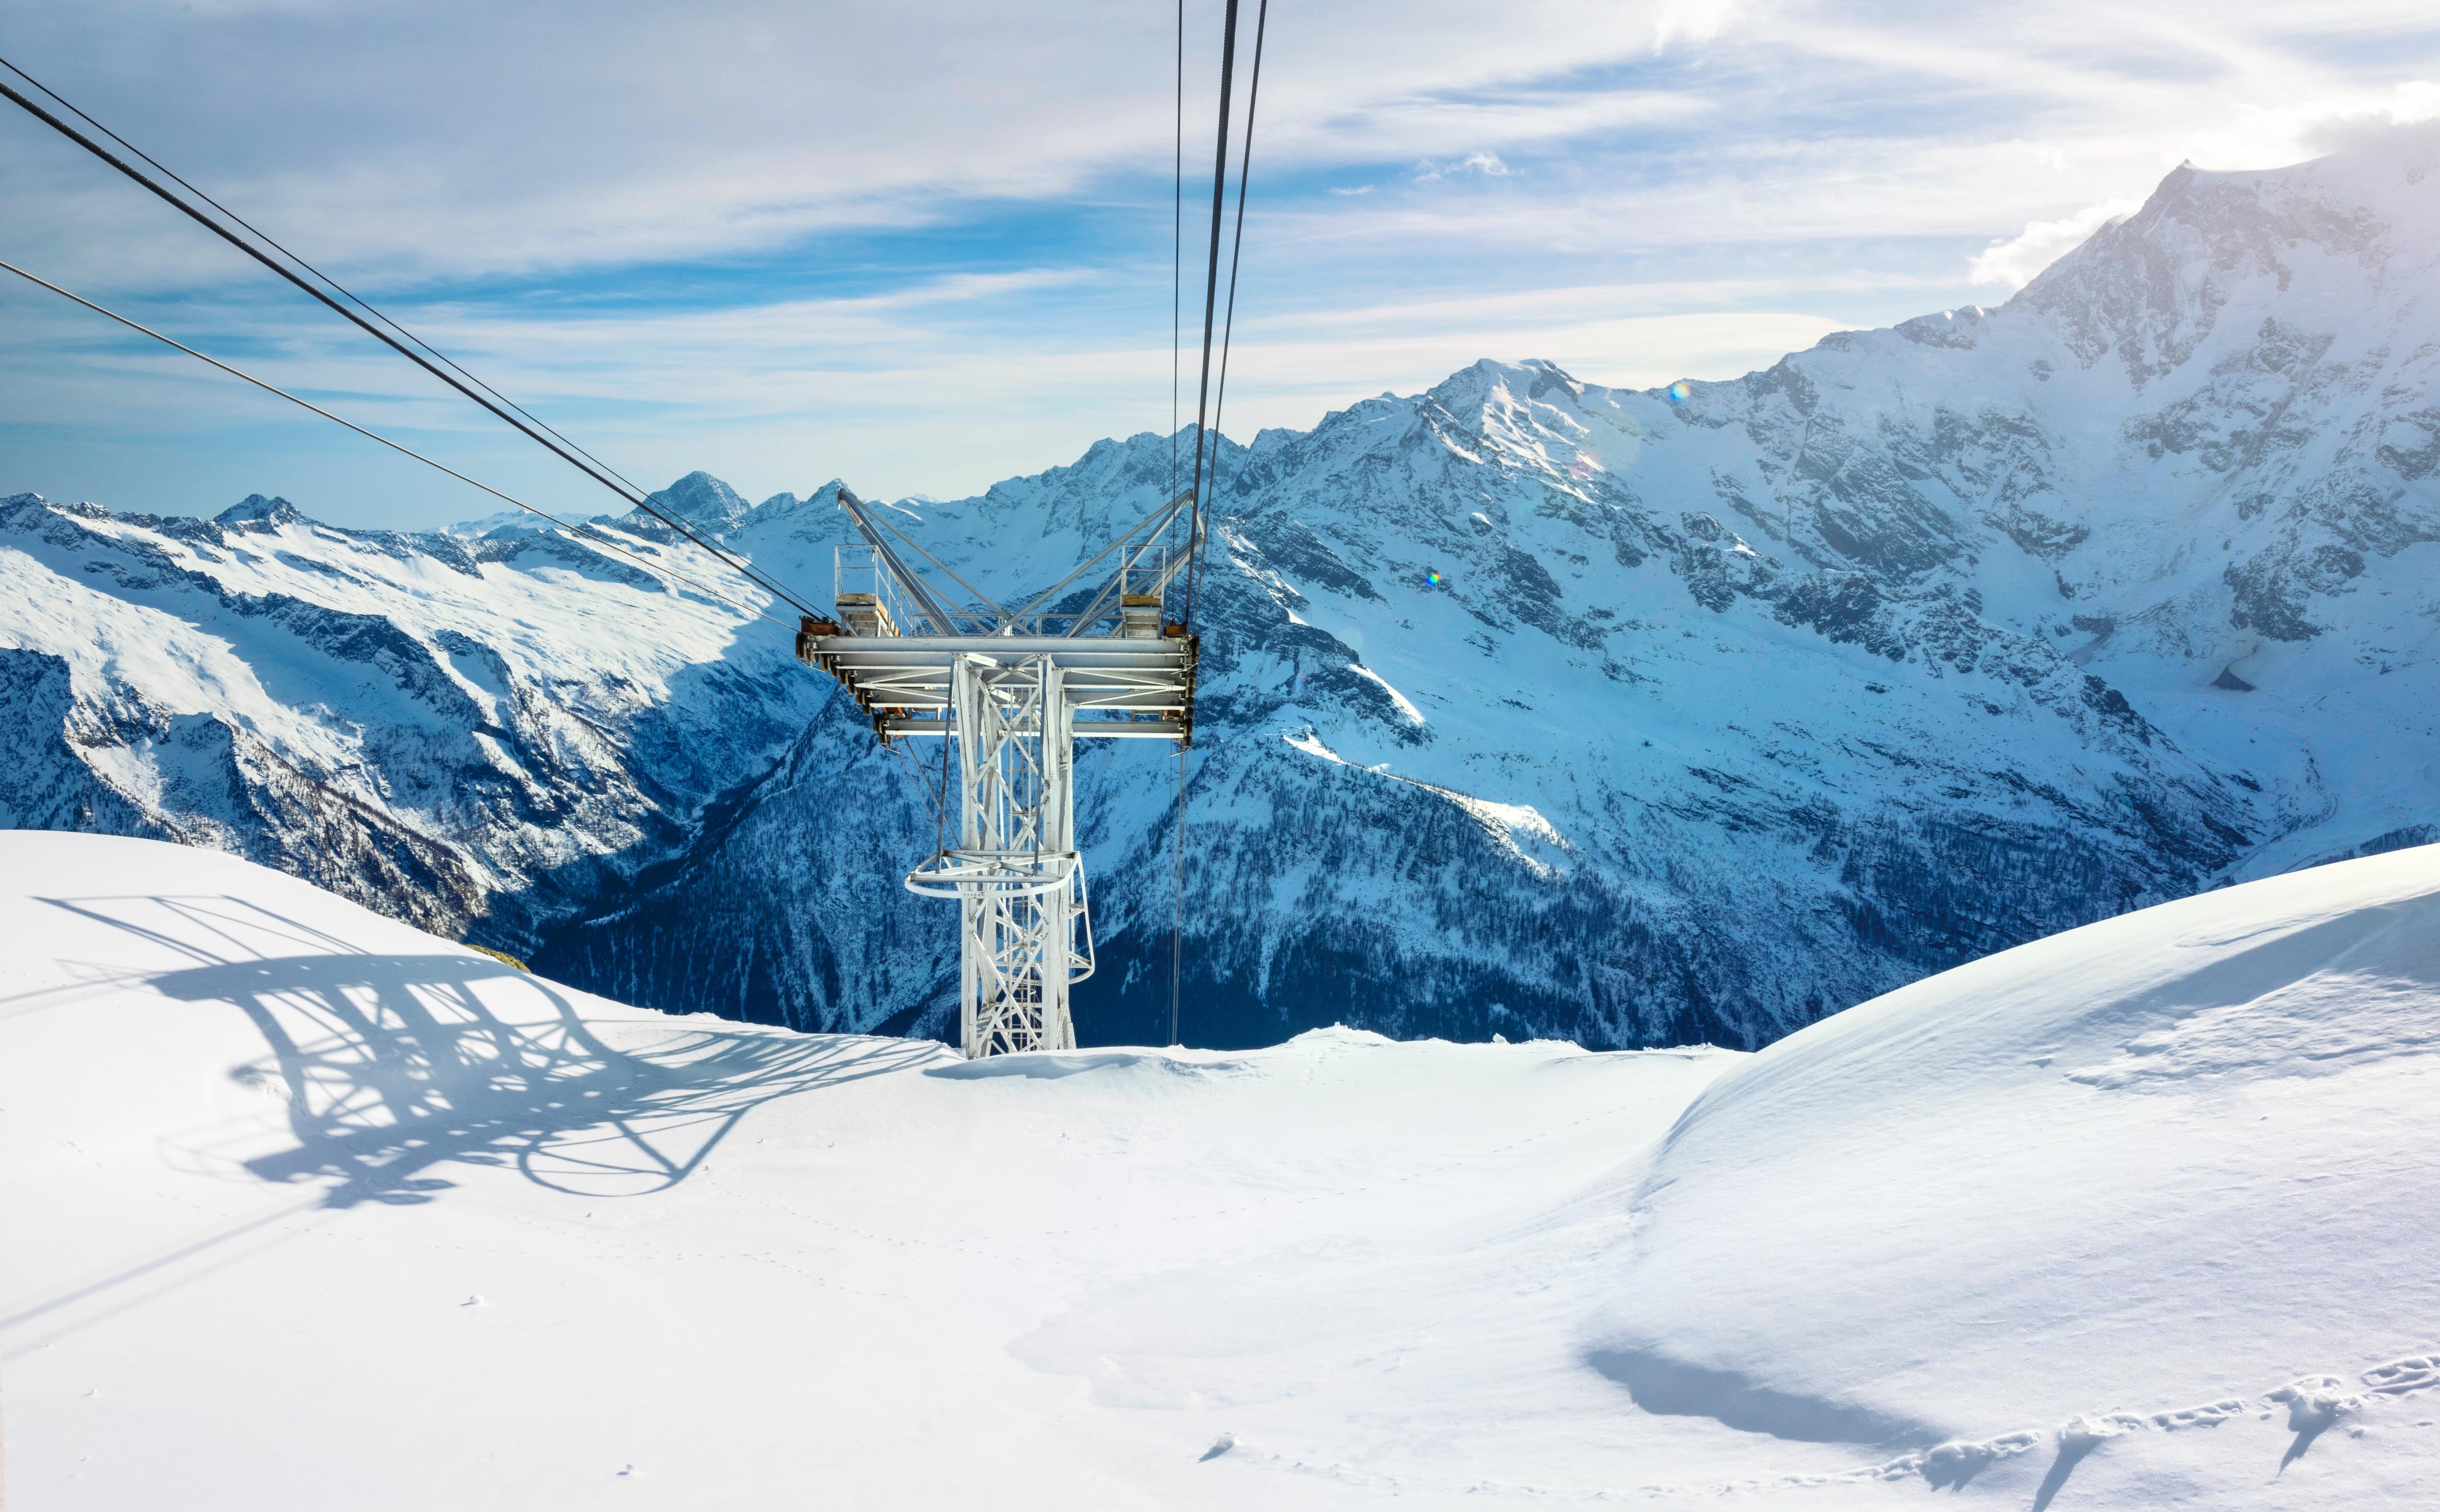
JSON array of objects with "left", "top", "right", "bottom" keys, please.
[{"left": 4, "top": 830, "right": 2438, "bottom": 1506}]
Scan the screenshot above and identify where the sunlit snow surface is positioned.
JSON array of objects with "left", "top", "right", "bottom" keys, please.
[{"left": 5, "top": 831, "right": 2438, "bottom": 1507}]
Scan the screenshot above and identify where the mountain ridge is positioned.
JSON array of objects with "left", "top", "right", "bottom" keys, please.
[{"left": 4, "top": 127, "right": 2436, "bottom": 1048}]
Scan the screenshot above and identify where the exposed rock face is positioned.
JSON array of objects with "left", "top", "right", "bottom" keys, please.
[
  {"left": 4, "top": 128, "right": 2437, "bottom": 1048},
  {"left": 641, "top": 471, "right": 754, "bottom": 534}
]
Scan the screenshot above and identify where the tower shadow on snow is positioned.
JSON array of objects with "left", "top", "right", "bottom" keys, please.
[{"left": 45, "top": 893, "right": 938, "bottom": 1209}]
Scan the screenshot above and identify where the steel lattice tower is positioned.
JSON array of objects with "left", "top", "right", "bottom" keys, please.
[{"left": 798, "top": 489, "right": 1198, "bottom": 1057}]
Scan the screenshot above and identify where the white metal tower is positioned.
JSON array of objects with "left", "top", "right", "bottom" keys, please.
[{"left": 797, "top": 489, "right": 1198, "bottom": 1057}]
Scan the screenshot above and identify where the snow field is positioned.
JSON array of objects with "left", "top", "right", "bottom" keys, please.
[
  {"left": 5, "top": 831, "right": 2440, "bottom": 1507},
  {"left": 1589, "top": 842, "right": 2440, "bottom": 1503},
  {"left": 0, "top": 834, "right": 1733, "bottom": 1508}
]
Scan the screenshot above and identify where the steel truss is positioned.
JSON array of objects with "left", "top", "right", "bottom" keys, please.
[
  {"left": 904, "top": 655, "right": 1089, "bottom": 1054},
  {"left": 798, "top": 488, "right": 1198, "bottom": 1058}
]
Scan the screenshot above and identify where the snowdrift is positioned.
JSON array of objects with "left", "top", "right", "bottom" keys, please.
[
  {"left": 5, "top": 831, "right": 2438, "bottom": 1507},
  {"left": 1586, "top": 843, "right": 2440, "bottom": 1500}
]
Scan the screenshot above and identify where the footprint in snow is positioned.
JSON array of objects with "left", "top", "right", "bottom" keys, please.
[{"left": 2365, "top": 1355, "right": 2440, "bottom": 1396}]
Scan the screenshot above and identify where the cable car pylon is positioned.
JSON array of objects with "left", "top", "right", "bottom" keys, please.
[{"left": 798, "top": 488, "right": 1199, "bottom": 1057}]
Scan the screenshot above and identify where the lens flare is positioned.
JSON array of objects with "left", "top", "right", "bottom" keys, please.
[
  {"left": 1666, "top": 379, "right": 1694, "bottom": 404},
  {"left": 1424, "top": 568, "right": 1444, "bottom": 586}
]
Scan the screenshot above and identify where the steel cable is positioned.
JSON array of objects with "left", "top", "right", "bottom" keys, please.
[
  {"left": 1178, "top": 0, "right": 1242, "bottom": 627},
  {"left": 1170, "top": 0, "right": 1269, "bottom": 1046},
  {"left": 1194, "top": 0, "right": 1268, "bottom": 614},
  {"left": 0, "top": 63, "right": 825, "bottom": 618},
  {"left": 0, "top": 55, "right": 658, "bottom": 506},
  {"left": 0, "top": 257, "right": 791, "bottom": 628},
  {"left": 1168, "top": 0, "right": 1191, "bottom": 1046}
]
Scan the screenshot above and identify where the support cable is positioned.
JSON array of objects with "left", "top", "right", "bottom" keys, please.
[
  {"left": 1060, "top": 494, "right": 1198, "bottom": 636},
  {"left": 1192, "top": 0, "right": 1269, "bottom": 612},
  {"left": 0, "top": 64, "right": 824, "bottom": 619},
  {"left": 0, "top": 54, "right": 656, "bottom": 504},
  {"left": 1169, "top": 0, "right": 1245, "bottom": 1048},
  {"left": 1170, "top": 0, "right": 1184, "bottom": 507},
  {"left": 1169, "top": 0, "right": 1269, "bottom": 1047},
  {"left": 859, "top": 504, "right": 1008, "bottom": 622},
  {"left": 1000, "top": 488, "right": 1192, "bottom": 629},
  {"left": 1168, "top": 736, "right": 1187, "bottom": 1046},
  {"left": 1167, "top": 0, "right": 1187, "bottom": 1049},
  {"left": 1178, "top": 0, "right": 1242, "bottom": 628},
  {"left": 0, "top": 257, "right": 789, "bottom": 627}
]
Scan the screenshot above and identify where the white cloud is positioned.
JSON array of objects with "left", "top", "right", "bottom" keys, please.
[
  {"left": 9, "top": 0, "right": 2440, "bottom": 525},
  {"left": 1968, "top": 198, "right": 2142, "bottom": 289},
  {"left": 1959, "top": 76, "right": 2440, "bottom": 292},
  {"left": 0, "top": 0, "right": 1750, "bottom": 290},
  {"left": 1413, "top": 152, "right": 1512, "bottom": 181},
  {"left": 2289, "top": 80, "right": 2440, "bottom": 154}
]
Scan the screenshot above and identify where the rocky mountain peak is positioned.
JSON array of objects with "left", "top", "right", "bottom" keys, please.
[
  {"left": 215, "top": 494, "right": 305, "bottom": 531},
  {"left": 642, "top": 470, "right": 752, "bottom": 533},
  {"left": 2009, "top": 124, "right": 2440, "bottom": 387}
]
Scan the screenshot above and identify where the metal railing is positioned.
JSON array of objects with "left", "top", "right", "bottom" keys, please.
[{"left": 827, "top": 488, "right": 1194, "bottom": 640}]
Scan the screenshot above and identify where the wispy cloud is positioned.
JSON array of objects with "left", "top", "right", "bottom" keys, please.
[
  {"left": 1413, "top": 152, "right": 1512, "bottom": 182},
  {"left": 2, "top": 0, "right": 2438, "bottom": 525},
  {"left": 1969, "top": 199, "right": 2143, "bottom": 289}
]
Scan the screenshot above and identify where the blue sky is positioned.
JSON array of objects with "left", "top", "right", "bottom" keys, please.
[{"left": 2, "top": 0, "right": 2438, "bottom": 530}]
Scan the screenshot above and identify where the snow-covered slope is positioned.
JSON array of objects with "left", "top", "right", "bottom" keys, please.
[
  {"left": 1589, "top": 838, "right": 2440, "bottom": 1479},
  {"left": 5, "top": 126, "right": 2439, "bottom": 1048},
  {"left": 5, "top": 832, "right": 2437, "bottom": 1508},
  {"left": 0, "top": 487, "right": 823, "bottom": 947}
]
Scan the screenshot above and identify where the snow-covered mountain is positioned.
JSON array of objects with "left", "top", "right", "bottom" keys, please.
[
  {"left": 5, "top": 125, "right": 2438, "bottom": 1047},
  {"left": 0, "top": 486, "right": 826, "bottom": 947}
]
